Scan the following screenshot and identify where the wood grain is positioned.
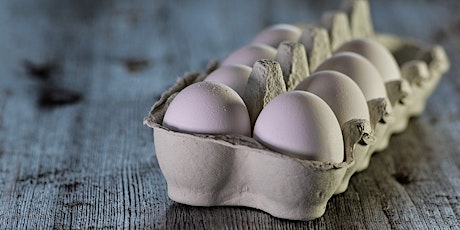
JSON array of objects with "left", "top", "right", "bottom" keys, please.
[{"left": 0, "top": 0, "right": 459, "bottom": 229}]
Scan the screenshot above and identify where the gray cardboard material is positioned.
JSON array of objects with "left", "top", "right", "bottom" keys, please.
[{"left": 144, "top": 0, "right": 449, "bottom": 221}]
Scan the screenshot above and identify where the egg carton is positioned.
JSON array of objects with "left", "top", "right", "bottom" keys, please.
[{"left": 144, "top": 0, "right": 449, "bottom": 221}]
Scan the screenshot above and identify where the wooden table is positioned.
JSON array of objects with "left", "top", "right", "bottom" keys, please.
[{"left": 0, "top": 0, "right": 459, "bottom": 229}]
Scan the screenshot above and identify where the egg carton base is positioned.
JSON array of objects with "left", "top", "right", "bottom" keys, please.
[{"left": 144, "top": 32, "right": 449, "bottom": 221}]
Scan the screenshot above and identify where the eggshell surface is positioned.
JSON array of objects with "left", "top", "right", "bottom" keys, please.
[
  {"left": 221, "top": 44, "right": 277, "bottom": 67},
  {"left": 163, "top": 81, "right": 251, "bottom": 136},
  {"left": 251, "top": 24, "right": 302, "bottom": 48},
  {"left": 315, "top": 52, "right": 387, "bottom": 101},
  {"left": 253, "top": 91, "right": 344, "bottom": 163},
  {"left": 204, "top": 64, "right": 252, "bottom": 97},
  {"left": 336, "top": 38, "right": 401, "bottom": 82},
  {"left": 295, "top": 70, "right": 369, "bottom": 127}
]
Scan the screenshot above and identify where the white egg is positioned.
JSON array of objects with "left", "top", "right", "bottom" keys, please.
[
  {"left": 163, "top": 81, "right": 251, "bottom": 136},
  {"left": 253, "top": 91, "right": 344, "bottom": 163},
  {"left": 221, "top": 44, "right": 277, "bottom": 67},
  {"left": 315, "top": 52, "right": 388, "bottom": 101},
  {"left": 295, "top": 70, "right": 369, "bottom": 127},
  {"left": 335, "top": 38, "right": 401, "bottom": 82},
  {"left": 251, "top": 24, "right": 302, "bottom": 48},
  {"left": 204, "top": 64, "right": 252, "bottom": 97}
]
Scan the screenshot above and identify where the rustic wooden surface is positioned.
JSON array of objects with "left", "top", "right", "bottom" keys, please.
[{"left": 0, "top": 0, "right": 459, "bottom": 229}]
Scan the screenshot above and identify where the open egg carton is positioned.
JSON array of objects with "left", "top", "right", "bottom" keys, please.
[{"left": 144, "top": 0, "right": 449, "bottom": 221}]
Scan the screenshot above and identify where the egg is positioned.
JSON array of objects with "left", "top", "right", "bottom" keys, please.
[
  {"left": 251, "top": 24, "right": 302, "bottom": 48},
  {"left": 335, "top": 38, "right": 401, "bottom": 82},
  {"left": 204, "top": 64, "right": 251, "bottom": 97},
  {"left": 221, "top": 44, "right": 277, "bottom": 67},
  {"left": 315, "top": 52, "right": 387, "bottom": 101},
  {"left": 163, "top": 81, "right": 251, "bottom": 136},
  {"left": 253, "top": 91, "right": 344, "bottom": 163},
  {"left": 295, "top": 70, "right": 369, "bottom": 127}
]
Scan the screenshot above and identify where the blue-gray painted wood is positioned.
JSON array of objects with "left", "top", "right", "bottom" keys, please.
[{"left": 0, "top": 0, "right": 459, "bottom": 229}]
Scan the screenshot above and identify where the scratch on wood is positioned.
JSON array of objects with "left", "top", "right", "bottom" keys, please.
[
  {"left": 6, "top": 162, "right": 21, "bottom": 199},
  {"left": 23, "top": 60, "right": 59, "bottom": 81},
  {"left": 38, "top": 86, "right": 83, "bottom": 108},
  {"left": 65, "top": 201, "right": 92, "bottom": 209},
  {"left": 431, "top": 30, "right": 447, "bottom": 43},
  {"left": 60, "top": 181, "right": 82, "bottom": 191},
  {"left": 17, "top": 168, "right": 68, "bottom": 184},
  {"left": 392, "top": 171, "right": 414, "bottom": 185},
  {"left": 430, "top": 18, "right": 460, "bottom": 43},
  {"left": 381, "top": 195, "right": 397, "bottom": 229},
  {"left": 87, "top": 225, "right": 116, "bottom": 230},
  {"left": 22, "top": 59, "right": 83, "bottom": 108},
  {"left": 124, "top": 59, "right": 150, "bottom": 73}
]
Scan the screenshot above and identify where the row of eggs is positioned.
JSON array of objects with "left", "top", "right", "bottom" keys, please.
[{"left": 163, "top": 24, "right": 401, "bottom": 164}]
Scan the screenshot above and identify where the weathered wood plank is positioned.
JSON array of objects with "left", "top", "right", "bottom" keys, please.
[{"left": 0, "top": 0, "right": 459, "bottom": 229}]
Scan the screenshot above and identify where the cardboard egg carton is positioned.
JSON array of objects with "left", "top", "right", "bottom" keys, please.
[{"left": 144, "top": 0, "right": 449, "bottom": 221}]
